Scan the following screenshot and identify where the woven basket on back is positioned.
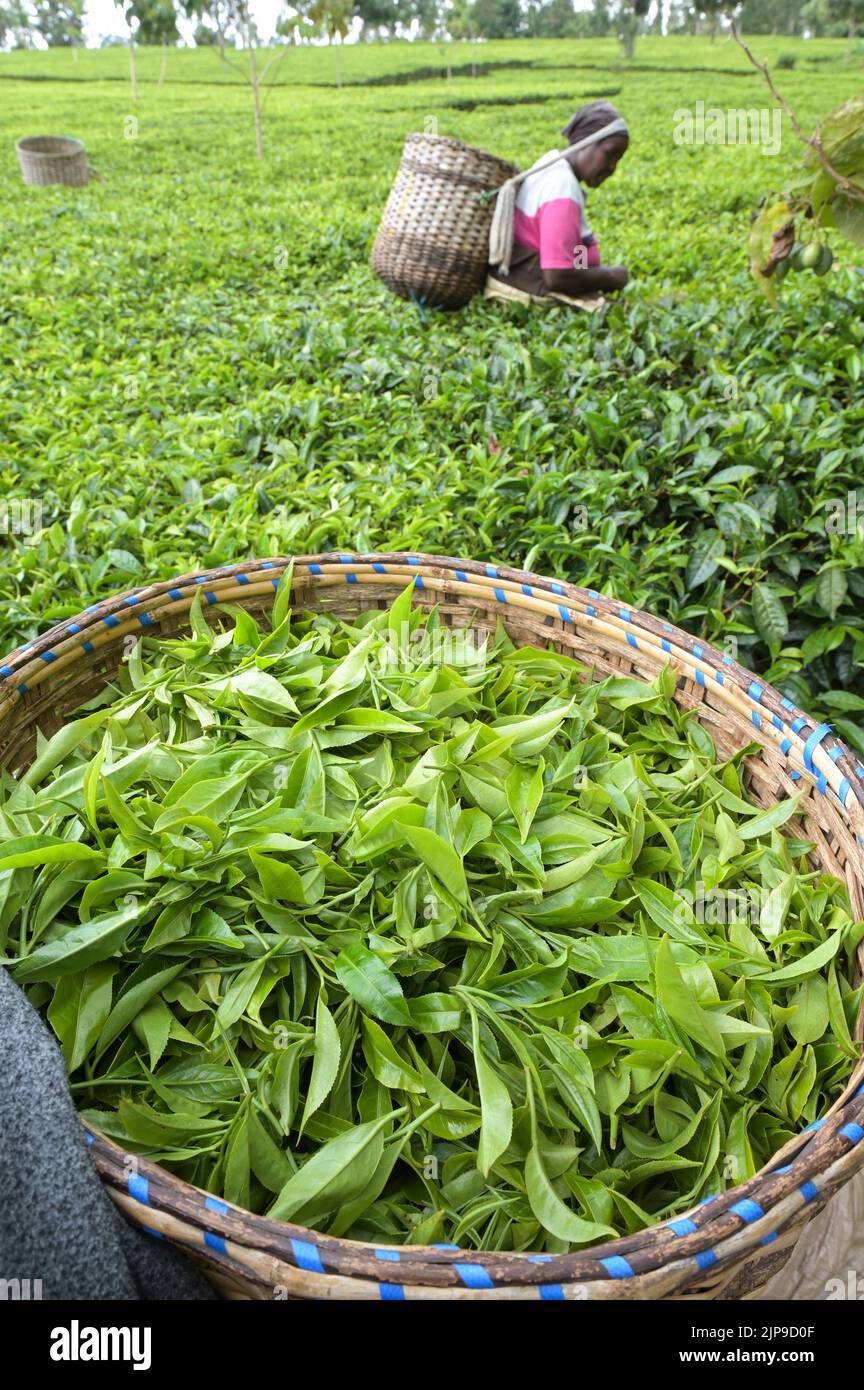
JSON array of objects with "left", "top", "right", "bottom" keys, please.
[
  {"left": 2, "top": 551, "right": 863, "bottom": 1301},
  {"left": 371, "top": 133, "right": 517, "bottom": 310},
  {"left": 16, "top": 135, "right": 90, "bottom": 188}
]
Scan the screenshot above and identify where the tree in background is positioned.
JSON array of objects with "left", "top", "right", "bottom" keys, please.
[
  {"left": 353, "top": 0, "right": 400, "bottom": 39},
  {"left": 302, "top": 0, "right": 353, "bottom": 84},
  {"left": 802, "top": 0, "right": 863, "bottom": 50},
  {"left": 738, "top": 0, "right": 804, "bottom": 32},
  {"left": 32, "top": 0, "right": 84, "bottom": 45},
  {"left": 695, "top": 0, "right": 727, "bottom": 37},
  {"left": 1, "top": 0, "right": 35, "bottom": 44},
  {"left": 471, "top": 0, "right": 523, "bottom": 36},
  {"left": 613, "top": 0, "right": 650, "bottom": 57}
]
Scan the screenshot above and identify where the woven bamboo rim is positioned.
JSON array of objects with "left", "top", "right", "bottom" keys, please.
[
  {"left": 2, "top": 552, "right": 863, "bottom": 1301},
  {"left": 16, "top": 135, "right": 90, "bottom": 189},
  {"left": 371, "top": 133, "right": 518, "bottom": 310}
]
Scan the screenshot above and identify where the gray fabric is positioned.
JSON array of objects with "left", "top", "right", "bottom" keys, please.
[{"left": 0, "top": 967, "right": 218, "bottom": 1301}]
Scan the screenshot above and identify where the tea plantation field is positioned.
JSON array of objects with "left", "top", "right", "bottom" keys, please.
[{"left": 1, "top": 37, "right": 863, "bottom": 745}]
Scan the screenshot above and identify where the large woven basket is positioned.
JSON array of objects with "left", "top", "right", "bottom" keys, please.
[
  {"left": 371, "top": 134, "right": 517, "bottom": 310},
  {"left": 16, "top": 135, "right": 90, "bottom": 188},
  {"left": 2, "top": 551, "right": 863, "bottom": 1301}
]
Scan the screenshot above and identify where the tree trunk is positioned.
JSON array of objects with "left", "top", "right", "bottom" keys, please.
[
  {"left": 335, "top": 37, "right": 342, "bottom": 88},
  {"left": 129, "top": 38, "right": 138, "bottom": 100},
  {"left": 158, "top": 40, "right": 168, "bottom": 87}
]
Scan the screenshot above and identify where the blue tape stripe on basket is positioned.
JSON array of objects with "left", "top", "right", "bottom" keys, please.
[
  {"left": 309, "top": 564, "right": 322, "bottom": 575},
  {"left": 494, "top": 587, "right": 507, "bottom": 604},
  {"left": 413, "top": 575, "right": 424, "bottom": 589},
  {"left": 86, "top": 1133, "right": 94, "bottom": 1145},
  {"left": 772, "top": 714, "right": 783, "bottom": 731},
  {"left": 205, "top": 1196, "right": 229, "bottom": 1215},
  {"left": 752, "top": 711, "right": 761, "bottom": 729},
  {"left": 619, "top": 608, "right": 631, "bottom": 621},
  {"left": 236, "top": 572, "right": 250, "bottom": 585},
  {"left": 455, "top": 1263, "right": 494, "bottom": 1289},
  {"left": 829, "top": 746, "right": 844, "bottom": 763},
  {"left": 781, "top": 738, "right": 792, "bottom": 756},
  {"left": 552, "top": 583, "right": 564, "bottom": 595},
  {"left": 527, "top": 1255, "right": 553, "bottom": 1263},
  {"left": 431, "top": 1243, "right": 460, "bottom": 1250},
  {"left": 380, "top": 1283, "right": 405, "bottom": 1300},
  {"left": 627, "top": 633, "right": 639, "bottom": 650},
  {"left": 540, "top": 1284, "right": 565, "bottom": 1300},
  {"left": 857, "top": 767, "right": 864, "bottom": 780},
  {"left": 662, "top": 639, "right": 671, "bottom": 654},
  {"left": 662, "top": 622, "right": 672, "bottom": 632},
  {"left": 560, "top": 604, "right": 573, "bottom": 623},
  {"left": 68, "top": 623, "right": 81, "bottom": 634},
  {"left": 338, "top": 555, "right": 353, "bottom": 563},
  {"left": 799, "top": 1180, "right": 819, "bottom": 1202},
  {"left": 1, "top": 666, "right": 13, "bottom": 677},
  {"left": 123, "top": 595, "right": 138, "bottom": 607},
  {"left": 138, "top": 613, "right": 155, "bottom": 626},
  {"left": 803, "top": 723, "right": 832, "bottom": 771},
  {"left": 695, "top": 1250, "right": 717, "bottom": 1270},
  {"left": 39, "top": 651, "right": 56, "bottom": 663},
  {"left": 856, "top": 1083, "right": 864, "bottom": 1097},
  {"left": 600, "top": 1256, "right": 634, "bottom": 1279},
  {"left": 205, "top": 591, "right": 217, "bottom": 604},
  {"left": 372, "top": 563, "right": 386, "bottom": 574},
  {"left": 586, "top": 604, "right": 596, "bottom": 617},
  {"left": 104, "top": 615, "right": 120, "bottom": 629},
  {"left": 456, "top": 570, "right": 467, "bottom": 582},
  {"left": 82, "top": 641, "right": 94, "bottom": 655},
  {"left": 375, "top": 1249, "right": 401, "bottom": 1263},
  {"left": 522, "top": 584, "right": 533, "bottom": 596},
  {"left": 169, "top": 588, "right": 184, "bottom": 600},
  {"left": 699, "top": 1192, "right": 718, "bottom": 1205},
  {"left": 695, "top": 669, "right": 705, "bottom": 686},
  {"left": 731, "top": 1199, "right": 764, "bottom": 1223},
  {"left": 722, "top": 652, "right": 733, "bottom": 665},
  {"left": 760, "top": 1232, "right": 778, "bottom": 1246},
  {"left": 773, "top": 1164, "right": 792, "bottom": 1174},
  {"left": 588, "top": 589, "right": 599, "bottom": 599},
  {"left": 748, "top": 681, "right": 764, "bottom": 703},
  {"left": 841, "top": 1123, "right": 864, "bottom": 1143},
  {"left": 781, "top": 697, "right": 795, "bottom": 711},
  {"left": 803, "top": 1118, "right": 827, "bottom": 1133},
  {"left": 669, "top": 1218, "right": 698, "bottom": 1236},
  {"left": 142, "top": 1226, "right": 165, "bottom": 1240},
  {"left": 716, "top": 671, "right": 724, "bottom": 685},
  {"left": 346, "top": 573, "right": 357, "bottom": 585},
  {"left": 261, "top": 561, "right": 275, "bottom": 570},
  {"left": 791, "top": 770, "right": 801, "bottom": 781},
  {"left": 204, "top": 1231, "right": 227, "bottom": 1255},
  {"left": 291, "top": 1238, "right": 325, "bottom": 1274},
  {"left": 791, "top": 717, "right": 807, "bottom": 734},
  {"left": 17, "top": 682, "right": 28, "bottom": 695},
  {"left": 693, "top": 644, "right": 703, "bottom": 658},
  {"left": 127, "top": 1173, "right": 149, "bottom": 1205},
  {"left": 485, "top": 564, "right": 497, "bottom": 577}
]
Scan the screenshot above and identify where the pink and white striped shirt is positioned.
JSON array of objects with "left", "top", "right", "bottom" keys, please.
[{"left": 512, "top": 149, "right": 600, "bottom": 270}]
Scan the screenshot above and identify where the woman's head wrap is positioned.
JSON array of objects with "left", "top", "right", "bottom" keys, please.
[{"left": 562, "top": 101, "right": 629, "bottom": 146}]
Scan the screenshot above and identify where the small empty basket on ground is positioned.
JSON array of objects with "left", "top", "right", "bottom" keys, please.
[
  {"left": 16, "top": 136, "right": 90, "bottom": 188},
  {"left": 371, "top": 133, "right": 517, "bottom": 310}
]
